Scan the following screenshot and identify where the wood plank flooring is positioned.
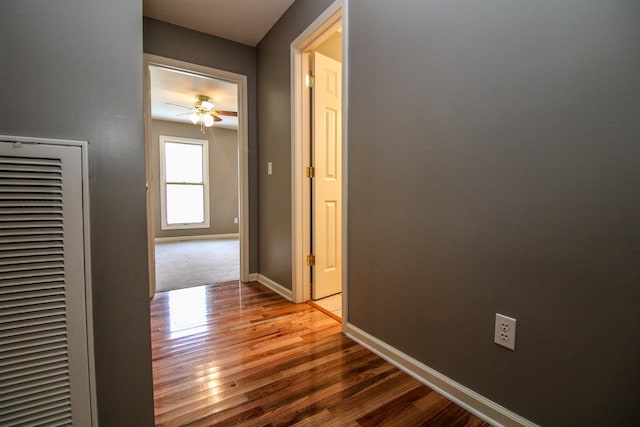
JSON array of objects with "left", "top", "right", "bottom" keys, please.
[{"left": 150, "top": 281, "right": 492, "bottom": 426}]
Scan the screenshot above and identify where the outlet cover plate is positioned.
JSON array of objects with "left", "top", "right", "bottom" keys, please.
[{"left": 494, "top": 313, "right": 517, "bottom": 350}]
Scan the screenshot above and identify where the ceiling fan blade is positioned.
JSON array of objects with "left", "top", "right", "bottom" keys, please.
[
  {"left": 213, "top": 110, "right": 238, "bottom": 117},
  {"left": 165, "top": 102, "right": 193, "bottom": 110},
  {"left": 212, "top": 114, "right": 223, "bottom": 122}
]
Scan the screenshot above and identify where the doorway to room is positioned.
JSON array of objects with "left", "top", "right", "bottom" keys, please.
[
  {"left": 308, "top": 38, "right": 343, "bottom": 318},
  {"left": 291, "top": 1, "right": 345, "bottom": 321},
  {"left": 143, "top": 54, "right": 250, "bottom": 297}
]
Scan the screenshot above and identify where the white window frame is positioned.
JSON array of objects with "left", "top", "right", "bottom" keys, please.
[{"left": 159, "top": 135, "right": 210, "bottom": 230}]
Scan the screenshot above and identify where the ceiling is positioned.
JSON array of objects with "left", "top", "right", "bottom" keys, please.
[
  {"left": 149, "top": 66, "right": 238, "bottom": 130},
  {"left": 143, "top": 0, "right": 296, "bottom": 47},
  {"left": 145, "top": 0, "right": 296, "bottom": 131}
]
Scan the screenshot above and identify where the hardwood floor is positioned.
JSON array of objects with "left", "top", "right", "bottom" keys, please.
[{"left": 150, "top": 281, "right": 491, "bottom": 426}]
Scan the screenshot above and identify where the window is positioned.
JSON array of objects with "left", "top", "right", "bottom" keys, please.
[{"left": 159, "top": 136, "right": 209, "bottom": 230}]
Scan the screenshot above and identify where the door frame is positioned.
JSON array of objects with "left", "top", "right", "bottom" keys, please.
[
  {"left": 143, "top": 54, "right": 251, "bottom": 296},
  {"left": 290, "top": 0, "right": 347, "bottom": 318}
]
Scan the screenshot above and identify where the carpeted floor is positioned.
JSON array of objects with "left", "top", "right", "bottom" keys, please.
[{"left": 154, "top": 238, "right": 239, "bottom": 292}]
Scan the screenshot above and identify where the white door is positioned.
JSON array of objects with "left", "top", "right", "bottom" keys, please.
[{"left": 312, "top": 52, "right": 342, "bottom": 300}]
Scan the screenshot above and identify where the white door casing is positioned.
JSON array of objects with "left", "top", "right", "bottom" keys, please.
[
  {"left": 291, "top": 0, "right": 344, "bottom": 306},
  {"left": 312, "top": 52, "right": 343, "bottom": 300},
  {"left": 143, "top": 54, "right": 251, "bottom": 294}
]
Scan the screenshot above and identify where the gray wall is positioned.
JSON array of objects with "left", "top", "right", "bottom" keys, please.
[
  {"left": 150, "top": 120, "right": 239, "bottom": 239},
  {"left": 0, "top": 1, "right": 154, "bottom": 425},
  {"left": 347, "top": 1, "right": 640, "bottom": 426},
  {"left": 256, "top": 0, "right": 336, "bottom": 288},
  {"left": 144, "top": 18, "right": 258, "bottom": 271}
]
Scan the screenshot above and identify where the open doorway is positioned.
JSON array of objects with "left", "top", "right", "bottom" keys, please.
[
  {"left": 291, "top": 1, "right": 345, "bottom": 322},
  {"left": 144, "top": 54, "right": 250, "bottom": 297}
]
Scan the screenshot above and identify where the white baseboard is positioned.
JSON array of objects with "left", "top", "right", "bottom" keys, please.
[
  {"left": 245, "top": 273, "right": 258, "bottom": 282},
  {"left": 256, "top": 274, "right": 293, "bottom": 301},
  {"left": 345, "top": 323, "right": 537, "bottom": 427},
  {"left": 155, "top": 233, "right": 239, "bottom": 243}
]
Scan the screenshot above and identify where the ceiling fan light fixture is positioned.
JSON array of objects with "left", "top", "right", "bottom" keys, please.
[
  {"left": 168, "top": 94, "right": 232, "bottom": 132},
  {"left": 203, "top": 114, "right": 215, "bottom": 127}
]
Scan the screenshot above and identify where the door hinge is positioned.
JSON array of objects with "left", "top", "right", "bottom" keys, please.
[
  {"left": 305, "top": 166, "right": 315, "bottom": 178},
  {"left": 306, "top": 254, "right": 316, "bottom": 266},
  {"left": 305, "top": 74, "right": 315, "bottom": 88}
]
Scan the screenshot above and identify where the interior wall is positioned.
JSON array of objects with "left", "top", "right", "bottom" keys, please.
[
  {"left": 144, "top": 17, "right": 258, "bottom": 271},
  {"left": 256, "top": 0, "right": 336, "bottom": 289},
  {"left": 0, "top": 1, "right": 155, "bottom": 425},
  {"left": 347, "top": 1, "right": 640, "bottom": 426},
  {"left": 315, "top": 32, "right": 342, "bottom": 62},
  {"left": 151, "top": 120, "right": 239, "bottom": 239}
]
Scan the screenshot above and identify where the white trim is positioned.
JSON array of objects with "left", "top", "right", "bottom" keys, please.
[
  {"left": 256, "top": 274, "right": 293, "bottom": 301},
  {"left": 158, "top": 135, "right": 210, "bottom": 230},
  {"left": 291, "top": 0, "right": 344, "bottom": 304},
  {"left": 0, "top": 134, "right": 98, "bottom": 426},
  {"left": 78, "top": 139, "right": 97, "bottom": 427},
  {"left": 345, "top": 323, "right": 539, "bottom": 427},
  {"left": 341, "top": 0, "right": 350, "bottom": 330},
  {"left": 246, "top": 273, "right": 258, "bottom": 282},
  {"left": 154, "top": 233, "right": 239, "bottom": 243},
  {"left": 143, "top": 54, "right": 251, "bottom": 287},
  {"left": 0, "top": 135, "right": 86, "bottom": 148},
  {"left": 144, "top": 56, "right": 157, "bottom": 297}
]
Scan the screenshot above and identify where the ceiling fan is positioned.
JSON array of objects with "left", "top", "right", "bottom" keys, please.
[{"left": 167, "top": 95, "right": 238, "bottom": 132}]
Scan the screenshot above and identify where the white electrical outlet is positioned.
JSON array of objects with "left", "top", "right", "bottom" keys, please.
[
  {"left": 234, "top": 217, "right": 238, "bottom": 224},
  {"left": 494, "top": 313, "right": 517, "bottom": 350}
]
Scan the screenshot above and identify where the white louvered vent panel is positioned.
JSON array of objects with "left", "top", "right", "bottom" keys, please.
[{"left": 0, "top": 155, "right": 73, "bottom": 427}]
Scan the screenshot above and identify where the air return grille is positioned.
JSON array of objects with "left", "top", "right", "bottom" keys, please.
[{"left": 0, "top": 155, "right": 73, "bottom": 426}]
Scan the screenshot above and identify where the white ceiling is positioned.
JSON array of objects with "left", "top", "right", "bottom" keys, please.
[
  {"left": 149, "top": 65, "right": 239, "bottom": 130},
  {"left": 143, "top": 0, "right": 296, "bottom": 47}
]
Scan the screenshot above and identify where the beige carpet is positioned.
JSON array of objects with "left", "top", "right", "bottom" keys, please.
[{"left": 154, "top": 238, "right": 239, "bottom": 292}]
